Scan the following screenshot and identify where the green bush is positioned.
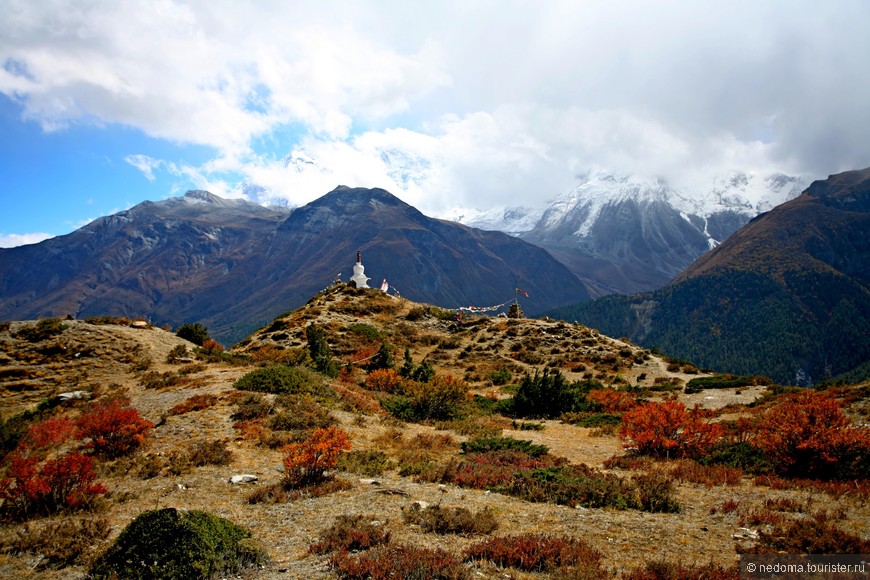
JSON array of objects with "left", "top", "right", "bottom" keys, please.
[
  {"left": 175, "top": 322, "right": 211, "bottom": 346},
  {"left": 701, "top": 441, "right": 773, "bottom": 474},
  {"left": 684, "top": 374, "right": 765, "bottom": 394},
  {"left": 306, "top": 323, "right": 339, "bottom": 377},
  {"left": 382, "top": 376, "right": 468, "bottom": 422},
  {"left": 233, "top": 364, "right": 326, "bottom": 396},
  {"left": 90, "top": 508, "right": 267, "bottom": 579},
  {"left": 489, "top": 367, "right": 512, "bottom": 386},
  {"left": 505, "top": 370, "right": 595, "bottom": 419}
]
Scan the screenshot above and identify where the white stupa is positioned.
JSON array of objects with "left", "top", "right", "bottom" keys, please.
[{"left": 350, "top": 250, "right": 370, "bottom": 288}]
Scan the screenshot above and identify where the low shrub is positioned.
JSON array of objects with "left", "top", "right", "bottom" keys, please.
[
  {"left": 188, "top": 440, "right": 233, "bottom": 467},
  {"left": 166, "top": 344, "right": 190, "bottom": 363},
  {"left": 741, "top": 511, "right": 870, "bottom": 554},
  {"left": 246, "top": 483, "right": 288, "bottom": 505},
  {"left": 460, "top": 436, "right": 548, "bottom": 458},
  {"left": 76, "top": 398, "right": 154, "bottom": 459},
  {"left": 403, "top": 503, "right": 498, "bottom": 536},
  {"left": 282, "top": 426, "right": 351, "bottom": 488},
  {"left": 752, "top": 390, "right": 870, "bottom": 480},
  {"left": 668, "top": 459, "right": 743, "bottom": 487},
  {"left": 620, "top": 400, "right": 722, "bottom": 459},
  {"left": 17, "top": 415, "right": 75, "bottom": 456},
  {"left": 364, "top": 368, "right": 403, "bottom": 393},
  {"left": 337, "top": 450, "right": 395, "bottom": 476},
  {"left": 632, "top": 472, "right": 680, "bottom": 513},
  {"left": 489, "top": 367, "right": 512, "bottom": 386},
  {"left": 464, "top": 533, "right": 602, "bottom": 574},
  {"left": 499, "top": 465, "right": 640, "bottom": 510},
  {"left": 329, "top": 543, "right": 467, "bottom": 580},
  {"left": 14, "top": 318, "right": 68, "bottom": 342},
  {"left": 505, "top": 370, "right": 595, "bottom": 419},
  {"left": 0, "top": 453, "right": 108, "bottom": 520},
  {"left": 4, "top": 517, "right": 110, "bottom": 569},
  {"left": 684, "top": 374, "right": 763, "bottom": 394},
  {"left": 309, "top": 514, "right": 391, "bottom": 555},
  {"left": 561, "top": 412, "right": 621, "bottom": 428},
  {"left": 269, "top": 395, "right": 335, "bottom": 431},
  {"left": 139, "top": 370, "right": 185, "bottom": 389},
  {"left": 234, "top": 364, "right": 327, "bottom": 396},
  {"left": 383, "top": 375, "right": 468, "bottom": 422},
  {"left": 700, "top": 441, "right": 773, "bottom": 474},
  {"left": 587, "top": 389, "right": 637, "bottom": 413},
  {"left": 231, "top": 393, "right": 272, "bottom": 421},
  {"left": 168, "top": 394, "right": 219, "bottom": 416},
  {"left": 89, "top": 508, "right": 267, "bottom": 579}
]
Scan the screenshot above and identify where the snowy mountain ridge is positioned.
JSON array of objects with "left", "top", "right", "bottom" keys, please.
[{"left": 454, "top": 169, "right": 812, "bottom": 244}]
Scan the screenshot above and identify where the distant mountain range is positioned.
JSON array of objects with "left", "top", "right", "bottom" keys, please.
[
  {"left": 546, "top": 167, "right": 870, "bottom": 385},
  {"left": 454, "top": 170, "right": 810, "bottom": 295},
  {"left": 0, "top": 187, "right": 590, "bottom": 345}
]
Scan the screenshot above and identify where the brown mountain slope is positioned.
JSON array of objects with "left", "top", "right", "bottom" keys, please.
[
  {"left": 0, "top": 187, "right": 591, "bottom": 346},
  {"left": 550, "top": 167, "right": 870, "bottom": 385}
]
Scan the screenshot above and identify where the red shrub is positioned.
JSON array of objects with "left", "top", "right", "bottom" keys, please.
[
  {"left": 19, "top": 416, "right": 76, "bottom": 455},
  {"left": 76, "top": 398, "right": 154, "bottom": 459},
  {"left": 588, "top": 389, "right": 637, "bottom": 413},
  {"left": 464, "top": 533, "right": 602, "bottom": 573},
  {"left": 753, "top": 391, "right": 870, "bottom": 479},
  {"left": 668, "top": 459, "right": 742, "bottom": 487},
  {"left": 329, "top": 543, "right": 466, "bottom": 580},
  {"left": 168, "top": 394, "right": 219, "bottom": 416},
  {"left": 0, "top": 453, "right": 107, "bottom": 520},
  {"left": 620, "top": 400, "right": 723, "bottom": 459},
  {"left": 282, "top": 426, "right": 351, "bottom": 488}
]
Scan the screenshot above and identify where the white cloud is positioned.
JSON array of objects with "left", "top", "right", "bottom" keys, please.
[
  {"left": 0, "top": 232, "right": 54, "bottom": 248},
  {"left": 125, "top": 154, "right": 161, "bottom": 181},
  {"left": 2, "top": 0, "right": 869, "bottom": 215}
]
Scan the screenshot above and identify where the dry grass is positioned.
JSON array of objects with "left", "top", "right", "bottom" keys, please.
[{"left": 0, "top": 292, "right": 867, "bottom": 579}]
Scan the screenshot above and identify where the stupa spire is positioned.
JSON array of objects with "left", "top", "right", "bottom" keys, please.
[{"left": 350, "top": 249, "right": 370, "bottom": 288}]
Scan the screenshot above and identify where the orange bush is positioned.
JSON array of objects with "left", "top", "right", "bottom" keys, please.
[
  {"left": 76, "top": 398, "right": 154, "bottom": 459},
  {"left": 364, "top": 368, "right": 403, "bottom": 393},
  {"left": 588, "top": 389, "right": 637, "bottom": 413},
  {"left": 282, "top": 426, "right": 351, "bottom": 488},
  {"left": 753, "top": 391, "right": 870, "bottom": 479},
  {"left": 620, "top": 400, "right": 723, "bottom": 459}
]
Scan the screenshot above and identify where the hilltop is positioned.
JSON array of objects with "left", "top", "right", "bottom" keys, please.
[{"left": 0, "top": 288, "right": 867, "bottom": 578}]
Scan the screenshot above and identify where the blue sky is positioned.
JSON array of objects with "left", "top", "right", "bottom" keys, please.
[{"left": 2, "top": 0, "right": 869, "bottom": 247}]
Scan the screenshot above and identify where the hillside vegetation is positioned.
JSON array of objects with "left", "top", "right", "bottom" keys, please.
[
  {"left": 0, "top": 286, "right": 867, "bottom": 578},
  {"left": 547, "top": 168, "right": 870, "bottom": 386}
]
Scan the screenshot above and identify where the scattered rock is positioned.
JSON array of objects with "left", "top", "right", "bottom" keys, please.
[
  {"left": 56, "top": 390, "right": 91, "bottom": 402},
  {"left": 228, "top": 475, "right": 259, "bottom": 485}
]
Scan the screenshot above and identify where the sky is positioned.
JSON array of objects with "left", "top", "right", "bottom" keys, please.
[{"left": 1, "top": 0, "right": 869, "bottom": 247}]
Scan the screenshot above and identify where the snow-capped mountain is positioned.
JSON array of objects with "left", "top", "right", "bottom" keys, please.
[
  {"left": 445, "top": 206, "right": 544, "bottom": 236},
  {"left": 453, "top": 169, "right": 812, "bottom": 296}
]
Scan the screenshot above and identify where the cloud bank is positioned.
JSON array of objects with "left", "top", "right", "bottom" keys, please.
[{"left": 2, "top": 0, "right": 869, "bottom": 216}]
